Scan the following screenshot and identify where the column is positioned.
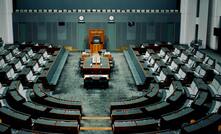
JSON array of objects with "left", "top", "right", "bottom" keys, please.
[
  {"left": 180, "top": 0, "right": 197, "bottom": 45},
  {"left": 198, "top": 0, "right": 209, "bottom": 48},
  {"left": 0, "top": 0, "right": 13, "bottom": 44},
  {"left": 208, "top": 0, "right": 221, "bottom": 50}
]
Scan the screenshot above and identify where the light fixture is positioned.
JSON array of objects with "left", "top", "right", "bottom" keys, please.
[
  {"left": 78, "top": 16, "right": 85, "bottom": 23},
  {"left": 108, "top": 15, "right": 115, "bottom": 23}
]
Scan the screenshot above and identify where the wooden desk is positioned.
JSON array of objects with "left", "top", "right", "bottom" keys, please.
[
  {"left": 82, "top": 56, "right": 110, "bottom": 75},
  {"left": 80, "top": 51, "right": 113, "bottom": 88}
]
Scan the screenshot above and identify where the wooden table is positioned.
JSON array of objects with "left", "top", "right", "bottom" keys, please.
[{"left": 82, "top": 56, "right": 110, "bottom": 75}]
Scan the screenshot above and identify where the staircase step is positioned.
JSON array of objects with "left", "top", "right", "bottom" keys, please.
[
  {"left": 80, "top": 127, "right": 112, "bottom": 131},
  {"left": 82, "top": 116, "right": 110, "bottom": 120}
]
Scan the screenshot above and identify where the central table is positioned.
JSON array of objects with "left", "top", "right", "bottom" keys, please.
[{"left": 82, "top": 56, "right": 110, "bottom": 75}]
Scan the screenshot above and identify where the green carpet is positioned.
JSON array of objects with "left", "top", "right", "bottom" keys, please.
[{"left": 53, "top": 52, "right": 145, "bottom": 115}]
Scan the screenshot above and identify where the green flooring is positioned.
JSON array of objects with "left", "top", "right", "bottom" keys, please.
[
  {"left": 54, "top": 52, "right": 145, "bottom": 115},
  {"left": 52, "top": 50, "right": 221, "bottom": 134}
]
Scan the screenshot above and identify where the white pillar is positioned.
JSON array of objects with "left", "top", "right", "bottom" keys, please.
[
  {"left": 180, "top": 0, "right": 197, "bottom": 45},
  {"left": 208, "top": 0, "right": 221, "bottom": 50},
  {"left": 179, "top": 0, "right": 188, "bottom": 44},
  {"left": 0, "top": 0, "right": 6, "bottom": 42},
  {"left": 198, "top": 0, "right": 209, "bottom": 48},
  {"left": 0, "top": 0, "right": 13, "bottom": 44}
]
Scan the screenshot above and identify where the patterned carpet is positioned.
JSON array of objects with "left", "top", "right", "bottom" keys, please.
[{"left": 53, "top": 52, "right": 145, "bottom": 115}]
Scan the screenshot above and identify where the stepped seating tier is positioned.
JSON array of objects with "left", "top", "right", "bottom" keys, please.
[
  {"left": 181, "top": 113, "right": 221, "bottom": 134},
  {"left": 0, "top": 123, "right": 11, "bottom": 134},
  {"left": 110, "top": 83, "right": 160, "bottom": 110},
  {"left": 110, "top": 44, "right": 221, "bottom": 133},
  {"left": 31, "top": 83, "right": 82, "bottom": 112},
  {"left": 112, "top": 118, "right": 159, "bottom": 134},
  {"left": 33, "top": 118, "right": 79, "bottom": 133},
  {"left": 39, "top": 47, "right": 68, "bottom": 88},
  {"left": 0, "top": 106, "right": 32, "bottom": 129}
]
